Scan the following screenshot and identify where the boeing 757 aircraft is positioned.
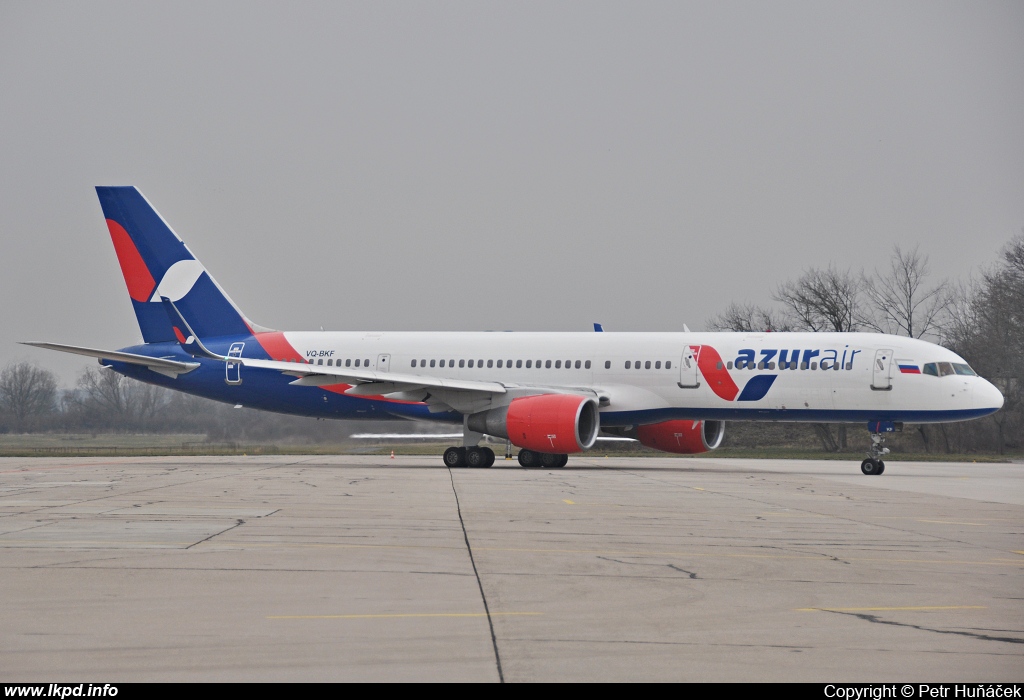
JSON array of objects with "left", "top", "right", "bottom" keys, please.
[{"left": 26, "top": 187, "right": 1004, "bottom": 474}]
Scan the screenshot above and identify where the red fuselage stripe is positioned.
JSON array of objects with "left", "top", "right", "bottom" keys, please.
[{"left": 692, "top": 345, "right": 739, "bottom": 401}]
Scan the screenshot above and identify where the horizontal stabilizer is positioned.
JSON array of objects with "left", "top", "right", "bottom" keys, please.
[{"left": 21, "top": 342, "right": 200, "bottom": 377}]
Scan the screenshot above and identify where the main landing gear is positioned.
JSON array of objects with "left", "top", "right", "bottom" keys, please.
[
  {"left": 443, "top": 446, "right": 495, "bottom": 468},
  {"left": 517, "top": 449, "right": 568, "bottom": 469},
  {"left": 860, "top": 430, "right": 891, "bottom": 476}
]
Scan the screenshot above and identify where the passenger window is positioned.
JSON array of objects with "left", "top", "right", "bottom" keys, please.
[
  {"left": 430, "top": 360, "right": 436, "bottom": 368},
  {"left": 478, "top": 360, "right": 484, "bottom": 367},
  {"left": 468, "top": 360, "right": 474, "bottom": 368},
  {"left": 487, "top": 360, "right": 493, "bottom": 368},
  {"left": 575, "top": 360, "right": 581, "bottom": 369},
  {"left": 845, "top": 363, "right": 852, "bottom": 370},
  {"left": 604, "top": 361, "right": 610, "bottom": 369},
  {"left": 526, "top": 360, "right": 532, "bottom": 368},
  {"left": 345, "top": 359, "right": 351, "bottom": 367},
  {"left": 545, "top": 360, "right": 552, "bottom": 369},
  {"left": 811, "top": 362, "right": 817, "bottom": 370},
  {"left": 727, "top": 361, "right": 733, "bottom": 370},
  {"left": 665, "top": 361, "right": 671, "bottom": 370},
  {"left": 625, "top": 361, "right": 631, "bottom": 369},
  {"left": 645, "top": 361, "right": 651, "bottom": 369},
  {"left": 656, "top": 361, "right": 662, "bottom": 369},
  {"left": 800, "top": 362, "right": 807, "bottom": 370},
  {"left": 715, "top": 362, "right": 721, "bottom": 370},
  {"left": 354, "top": 359, "right": 361, "bottom": 367},
  {"left": 585, "top": 360, "right": 591, "bottom": 369},
  {"left": 768, "top": 362, "right": 775, "bottom": 370},
  {"left": 516, "top": 360, "right": 523, "bottom": 368},
  {"left": 635, "top": 361, "right": 641, "bottom": 370},
  {"left": 555, "top": 360, "right": 561, "bottom": 369},
  {"left": 410, "top": 360, "right": 416, "bottom": 367},
  {"left": 457, "top": 359, "right": 464, "bottom": 368},
  {"left": 497, "top": 360, "right": 503, "bottom": 368},
  {"left": 757, "top": 362, "right": 765, "bottom": 370}
]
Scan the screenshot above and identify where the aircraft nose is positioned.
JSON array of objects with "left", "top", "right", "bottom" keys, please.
[{"left": 975, "top": 378, "right": 1004, "bottom": 413}]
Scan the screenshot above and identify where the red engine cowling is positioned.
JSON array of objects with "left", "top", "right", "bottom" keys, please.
[
  {"left": 473, "top": 394, "right": 599, "bottom": 453},
  {"left": 635, "top": 420, "right": 725, "bottom": 454},
  {"left": 507, "top": 394, "right": 600, "bottom": 453}
]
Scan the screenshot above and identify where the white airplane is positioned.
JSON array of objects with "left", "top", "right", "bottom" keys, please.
[{"left": 26, "top": 187, "right": 1004, "bottom": 475}]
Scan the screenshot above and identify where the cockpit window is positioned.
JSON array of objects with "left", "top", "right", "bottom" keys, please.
[{"left": 923, "top": 361, "right": 977, "bottom": 377}]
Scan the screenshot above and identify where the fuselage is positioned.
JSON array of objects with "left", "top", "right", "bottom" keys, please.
[{"left": 111, "top": 330, "right": 1004, "bottom": 428}]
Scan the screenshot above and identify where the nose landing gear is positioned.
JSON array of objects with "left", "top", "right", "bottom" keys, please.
[{"left": 861, "top": 430, "right": 891, "bottom": 475}]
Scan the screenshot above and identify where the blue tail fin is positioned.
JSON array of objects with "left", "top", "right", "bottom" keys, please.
[{"left": 96, "top": 187, "right": 261, "bottom": 343}]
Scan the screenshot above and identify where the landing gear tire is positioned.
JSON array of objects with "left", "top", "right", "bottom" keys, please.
[
  {"left": 466, "top": 447, "right": 491, "bottom": 468},
  {"left": 444, "top": 446, "right": 467, "bottom": 468},
  {"left": 539, "top": 452, "right": 568, "bottom": 468},
  {"left": 861, "top": 458, "right": 884, "bottom": 476},
  {"left": 518, "top": 449, "right": 539, "bottom": 468}
]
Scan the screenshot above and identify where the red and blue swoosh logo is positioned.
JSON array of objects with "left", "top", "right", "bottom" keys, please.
[{"left": 691, "top": 345, "right": 777, "bottom": 402}]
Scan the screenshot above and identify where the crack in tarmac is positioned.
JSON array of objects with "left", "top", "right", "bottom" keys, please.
[{"left": 819, "top": 609, "right": 1024, "bottom": 645}]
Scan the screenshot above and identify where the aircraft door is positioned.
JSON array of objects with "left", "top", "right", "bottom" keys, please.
[
  {"left": 225, "top": 342, "right": 244, "bottom": 385},
  {"left": 871, "top": 349, "right": 893, "bottom": 391},
  {"left": 678, "top": 346, "right": 700, "bottom": 389},
  {"left": 376, "top": 354, "right": 391, "bottom": 372}
]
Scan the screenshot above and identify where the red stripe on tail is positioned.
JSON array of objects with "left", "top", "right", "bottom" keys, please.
[{"left": 106, "top": 219, "right": 155, "bottom": 302}]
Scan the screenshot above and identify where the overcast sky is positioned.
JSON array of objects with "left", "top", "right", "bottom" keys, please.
[{"left": 2, "top": 1, "right": 1022, "bottom": 384}]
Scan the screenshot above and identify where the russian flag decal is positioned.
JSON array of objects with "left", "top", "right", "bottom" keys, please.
[{"left": 898, "top": 361, "right": 920, "bottom": 374}]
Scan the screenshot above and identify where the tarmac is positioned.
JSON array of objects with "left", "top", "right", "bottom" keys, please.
[{"left": 0, "top": 454, "right": 1021, "bottom": 682}]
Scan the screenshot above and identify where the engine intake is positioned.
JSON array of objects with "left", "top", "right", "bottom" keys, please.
[{"left": 468, "top": 394, "right": 600, "bottom": 453}]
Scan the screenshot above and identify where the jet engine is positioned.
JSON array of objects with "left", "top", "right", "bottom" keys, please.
[
  {"left": 467, "top": 394, "right": 600, "bottom": 453},
  {"left": 620, "top": 419, "right": 725, "bottom": 454}
]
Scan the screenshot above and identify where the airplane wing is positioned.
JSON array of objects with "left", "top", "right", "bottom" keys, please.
[
  {"left": 21, "top": 342, "right": 200, "bottom": 378},
  {"left": 237, "top": 358, "right": 507, "bottom": 394},
  {"left": 236, "top": 358, "right": 605, "bottom": 414}
]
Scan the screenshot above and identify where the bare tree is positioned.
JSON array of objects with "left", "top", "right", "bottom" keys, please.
[
  {"left": 69, "top": 367, "right": 167, "bottom": 430},
  {"left": 0, "top": 362, "right": 58, "bottom": 431},
  {"left": 773, "top": 266, "right": 862, "bottom": 332},
  {"left": 771, "top": 266, "right": 863, "bottom": 451},
  {"left": 861, "top": 245, "right": 947, "bottom": 339},
  {"left": 706, "top": 302, "right": 791, "bottom": 332},
  {"left": 942, "top": 232, "right": 1024, "bottom": 453}
]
